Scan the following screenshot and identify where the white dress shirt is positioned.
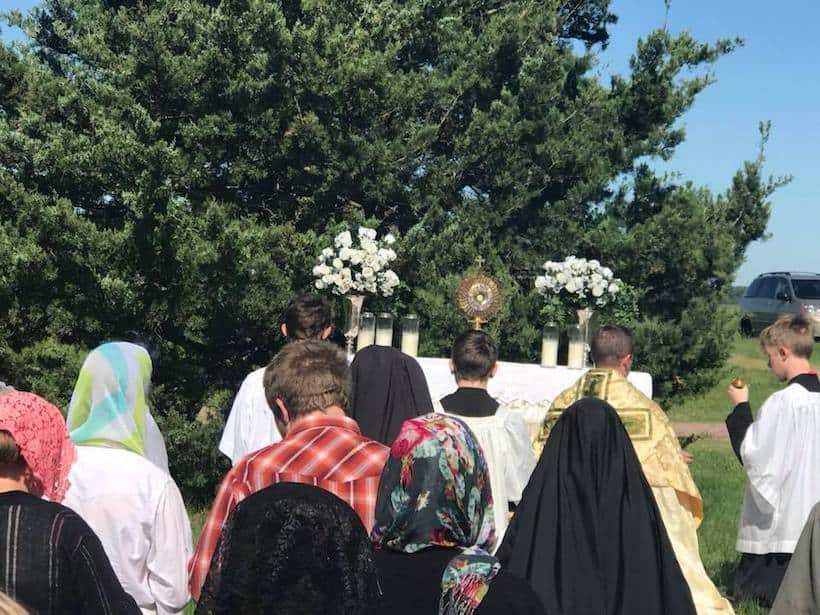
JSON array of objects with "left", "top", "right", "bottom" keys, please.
[
  {"left": 64, "top": 446, "right": 192, "bottom": 615},
  {"left": 218, "top": 367, "right": 283, "bottom": 465},
  {"left": 738, "top": 383, "right": 820, "bottom": 554}
]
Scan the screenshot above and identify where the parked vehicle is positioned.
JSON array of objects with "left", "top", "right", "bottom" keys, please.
[{"left": 739, "top": 272, "right": 820, "bottom": 337}]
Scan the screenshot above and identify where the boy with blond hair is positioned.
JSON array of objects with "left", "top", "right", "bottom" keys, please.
[{"left": 727, "top": 313, "right": 820, "bottom": 606}]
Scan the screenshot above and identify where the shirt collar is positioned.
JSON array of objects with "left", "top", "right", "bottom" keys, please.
[{"left": 285, "top": 413, "right": 362, "bottom": 438}]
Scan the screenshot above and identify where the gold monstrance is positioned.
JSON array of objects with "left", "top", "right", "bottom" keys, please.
[{"left": 455, "top": 257, "right": 502, "bottom": 330}]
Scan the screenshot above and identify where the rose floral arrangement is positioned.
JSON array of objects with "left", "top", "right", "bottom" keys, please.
[
  {"left": 313, "top": 226, "right": 400, "bottom": 296},
  {"left": 534, "top": 256, "right": 623, "bottom": 323}
]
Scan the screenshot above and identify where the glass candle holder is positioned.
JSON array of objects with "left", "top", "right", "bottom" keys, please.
[
  {"left": 356, "top": 312, "right": 376, "bottom": 350},
  {"left": 567, "top": 324, "right": 585, "bottom": 369},
  {"left": 401, "top": 314, "right": 420, "bottom": 357},
  {"left": 540, "top": 323, "right": 559, "bottom": 368},
  {"left": 375, "top": 313, "right": 394, "bottom": 346}
]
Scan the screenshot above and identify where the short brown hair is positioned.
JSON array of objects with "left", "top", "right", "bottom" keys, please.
[
  {"left": 0, "top": 430, "right": 24, "bottom": 467},
  {"left": 264, "top": 339, "right": 350, "bottom": 421},
  {"left": 281, "top": 295, "right": 333, "bottom": 340},
  {"left": 760, "top": 314, "right": 815, "bottom": 359},
  {"left": 451, "top": 330, "right": 498, "bottom": 381},
  {"left": 590, "top": 325, "right": 634, "bottom": 366}
]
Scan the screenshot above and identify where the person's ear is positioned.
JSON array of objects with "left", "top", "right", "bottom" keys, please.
[
  {"left": 275, "top": 398, "right": 291, "bottom": 424},
  {"left": 449, "top": 359, "right": 456, "bottom": 375},
  {"left": 280, "top": 323, "right": 289, "bottom": 338},
  {"left": 779, "top": 346, "right": 790, "bottom": 361},
  {"left": 320, "top": 326, "right": 333, "bottom": 340},
  {"left": 488, "top": 363, "right": 498, "bottom": 379}
]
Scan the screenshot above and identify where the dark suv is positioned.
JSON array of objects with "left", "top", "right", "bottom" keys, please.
[{"left": 739, "top": 272, "right": 820, "bottom": 337}]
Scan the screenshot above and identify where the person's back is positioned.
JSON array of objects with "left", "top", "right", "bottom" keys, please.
[
  {"left": 196, "top": 483, "right": 379, "bottom": 615},
  {"left": 64, "top": 446, "right": 192, "bottom": 614},
  {"left": 438, "top": 331, "right": 535, "bottom": 543},
  {"left": 190, "top": 339, "right": 389, "bottom": 601},
  {"left": 0, "top": 391, "right": 139, "bottom": 615},
  {"left": 371, "top": 414, "right": 545, "bottom": 615},
  {"left": 0, "top": 491, "right": 139, "bottom": 615}
]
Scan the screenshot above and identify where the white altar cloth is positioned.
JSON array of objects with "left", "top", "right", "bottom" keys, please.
[{"left": 417, "top": 357, "right": 653, "bottom": 440}]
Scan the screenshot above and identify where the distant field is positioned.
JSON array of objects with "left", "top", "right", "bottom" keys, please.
[{"left": 668, "top": 336, "right": 820, "bottom": 423}]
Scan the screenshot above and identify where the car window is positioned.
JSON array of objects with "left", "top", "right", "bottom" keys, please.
[
  {"left": 792, "top": 279, "right": 820, "bottom": 300},
  {"left": 745, "top": 279, "right": 761, "bottom": 298},
  {"left": 757, "top": 277, "right": 778, "bottom": 299},
  {"left": 773, "top": 277, "right": 791, "bottom": 300}
]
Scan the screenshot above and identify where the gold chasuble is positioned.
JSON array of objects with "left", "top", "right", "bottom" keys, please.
[{"left": 534, "top": 368, "right": 735, "bottom": 615}]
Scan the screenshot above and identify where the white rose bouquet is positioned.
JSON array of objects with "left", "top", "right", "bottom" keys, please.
[
  {"left": 313, "top": 226, "right": 400, "bottom": 297},
  {"left": 534, "top": 256, "right": 623, "bottom": 323}
]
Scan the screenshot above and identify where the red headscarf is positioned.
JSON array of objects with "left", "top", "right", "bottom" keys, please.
[{"left": 0, "top": 392, "right": 77, "bottom": 502}]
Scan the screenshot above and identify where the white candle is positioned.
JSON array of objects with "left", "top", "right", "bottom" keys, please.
[
  {"left": 401, "top": 315, "right": 420, "bottom": 357},
  {"left": 375, "top": 313, "right": 394, "bottom": 346},
  {"left": 567, "top": 325, "right": 585, "bottom": 368},
  {"left": 540, "top": 325, "right": 559, "bottom": 367},
  {"left": 357, "top": 312, "right": 375, "bottom": 350},
  {"left": 401, "top": 330, "right": 419, "bottom": 356}
]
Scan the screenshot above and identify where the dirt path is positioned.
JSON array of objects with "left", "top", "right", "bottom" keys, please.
[{"left": 673, "top": 422, "right": 729, "bottom": 440}]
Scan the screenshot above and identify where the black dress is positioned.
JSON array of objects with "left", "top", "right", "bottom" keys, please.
[
  {"left": 374, "top": 547, "right": 547, "bottom": 615},
  {"left": 497, "top": 398, "right": 696, "bottom": 615},
  {"left": 0, "top": 491, "right": 139, "bottom": 615}
]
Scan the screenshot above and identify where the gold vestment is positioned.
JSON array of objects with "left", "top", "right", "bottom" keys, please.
[{"left": 533, "top": 368, "right": 734, "bottom": 615}]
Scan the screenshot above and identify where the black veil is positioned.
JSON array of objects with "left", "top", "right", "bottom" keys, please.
[
  {"left": 497, "top": 397, "right": 696, "bottom": 615},
  {"left": 350, "top": 345, "right": 433, "bottom": 446},
  {"left": 196, "top": 482, "right": 379, "bottom": 614}
]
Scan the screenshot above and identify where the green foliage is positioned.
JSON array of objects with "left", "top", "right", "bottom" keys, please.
[{"left": 0, "top": 0, "right": 785, "bottom": 490}]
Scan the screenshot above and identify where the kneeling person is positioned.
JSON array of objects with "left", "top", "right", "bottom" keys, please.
[
  {"left": 535, "top": 324, "right": 734, "bottom": 615},
  {"left": 189, "top": 339, "right": 390, "bottom": 601},
  {"left": 438, "top": 330, "right": 535, "bottom": 544}
]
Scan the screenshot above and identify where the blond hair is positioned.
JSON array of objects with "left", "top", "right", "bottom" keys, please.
[{"left": 760, "top": 314, "right": 815, "bottom": 359}]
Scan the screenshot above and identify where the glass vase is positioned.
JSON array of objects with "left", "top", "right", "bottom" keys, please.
[
  {"left": 343, "top": 295, "right": 365, "bottom": 359},
  {"left": 401, "top": 314, "right": 420, "bottom": 357}
]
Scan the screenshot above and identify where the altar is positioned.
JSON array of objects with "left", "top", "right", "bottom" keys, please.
[{"left": 417, "top": 357, "right": 653, "bottom": 439}]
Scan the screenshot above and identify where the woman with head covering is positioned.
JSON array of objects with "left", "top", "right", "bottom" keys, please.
[
  {"left": 371, "top": 414, "right": 545, "bottom": 615},
  {"left": 0, "top": 391, "right": 139, "bottom": 614},
  {"left": 196, "top": 482, "right": 380, "bottom": 614},
  {"left": 63, "top": 342, "right": 192, "bottom": 615},
  {"left": 350, "top": 345, "right": 434, "bottom": 446},
  {"left": 497, "top": 398, "right": 697, "bottom": 615}
]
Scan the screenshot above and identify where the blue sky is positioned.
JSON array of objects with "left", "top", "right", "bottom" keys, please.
[{"left": 2, "top": 0, "right": 818, "bottom": 284}]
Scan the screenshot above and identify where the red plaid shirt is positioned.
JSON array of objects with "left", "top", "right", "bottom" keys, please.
[{"left": 188, "top": 413, "right": 389, "bottom": 600}]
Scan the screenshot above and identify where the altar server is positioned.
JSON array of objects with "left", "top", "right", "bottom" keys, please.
[
  {"left": 219, "top": 294, "right": 333, "bottom": 465},
  {"left": 535, "top": 324, "right": 734, "bottom": 615},
  {"left": 437, "top": 330, "right": 535, "bottom": 543},
  {"left": 726, "top": 313, "right": 820, "bottom": 606}
]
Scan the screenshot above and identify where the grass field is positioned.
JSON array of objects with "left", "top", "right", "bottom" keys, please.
[{"left": 668, "top": 336, "right": 820, "bottom": 422}]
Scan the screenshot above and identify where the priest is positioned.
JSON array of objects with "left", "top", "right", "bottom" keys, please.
[{"left": 534, "top": 324, "right": 734, "bottom": 615}]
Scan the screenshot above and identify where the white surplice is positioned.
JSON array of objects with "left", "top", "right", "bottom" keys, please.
[
  {"left": 63, "top": 446, "right": 192, "bottom": 615},
  {"left": 218, "top": 367, "right": 282, "bottom": 465},
  {"left": 437, "top": 401, "right": 536, "bottom": 544},
  {"left": 738, "top": 382, "right": 820, "bottom": 554}
]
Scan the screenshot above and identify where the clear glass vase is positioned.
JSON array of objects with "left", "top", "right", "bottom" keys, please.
[
  {"left": 343, "top": 295, "right": 365, "bottom": 359},
  {"left": 540, "top": 323, "right": 559, "bottom": 367},
  {"left": 357, "top": 312, "right": 376, "bottom": 350},
  {"left": 400, "top": 314, "right": 420, "bottom": 357}
]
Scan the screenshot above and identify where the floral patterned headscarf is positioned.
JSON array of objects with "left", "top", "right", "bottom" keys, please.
[
  {"left": 371, "top": 414, "right": 499, "bottom": 615},
  {"left": 0, "top": 392, "right": 77, "bottom": 502}
]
